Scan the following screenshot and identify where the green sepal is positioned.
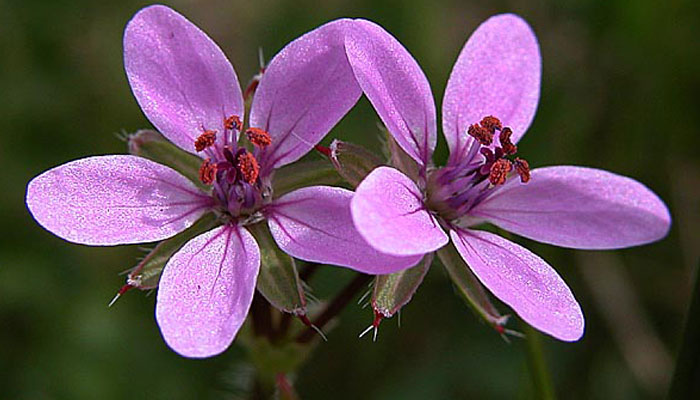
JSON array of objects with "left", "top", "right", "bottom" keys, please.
[
  {"left": 327, "top": 139, "right": 384, "bottom": 187},
  {"left": 382, "top": 128, "right": 422, "bottom": 183},
  {"left": 127, "top": 213, "right": 220, "bottom": 290},
  {"left": 127, "top": 129, "right": 207, "bottom": 191},
  {"left": 248, "top": 222, "right": 307, "bottom": 315},
  {"left": 272, "top": 158, "right": 345, "bottom": 196},
  {"left": 436, "top": 240, "right": 509, "bottom": 329},
  {"left": 372, "top": 253, "right": 433, "bottom": 318}
]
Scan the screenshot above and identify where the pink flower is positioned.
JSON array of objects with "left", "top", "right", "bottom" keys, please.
[
  {"left": 345, "top": 15, "right": 671, "bottom": 341},
  {"left": 26, "top": 5, "right": 419, "bottom": 358}
]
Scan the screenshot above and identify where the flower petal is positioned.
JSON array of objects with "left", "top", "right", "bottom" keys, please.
[
  {"left": 26, "top": 155, "right": 212, "bottom": 246},
  {"left": 124, "top": 5, "right": 244, "bottom": 154},
  {"left": 250, "top": 19, "right": 362, "bottom": 173},
  {"left": 344, "top": 20, "right": 437, "bottom": 167},
  {"left": 156, "top": 225, "right": 260, "bottom": 358},
  {"left": 471, "top": 166, "right": 672, "bottom": 249},
  {"left": 267, "top": 186, "right": 422, "bottom": 274},
  {"left": 450, "top": 229, "right": 584, "bottom": 341},
  {"left": 442, "top": 14, "right": 540, "bottom": 160},
  {"left": 351, "top": 166, "right": 448, "bottom": 256}
]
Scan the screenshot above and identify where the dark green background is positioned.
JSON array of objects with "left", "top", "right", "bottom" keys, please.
[{"left": 2, "top": 0, "right": 698, "bottom": 398}]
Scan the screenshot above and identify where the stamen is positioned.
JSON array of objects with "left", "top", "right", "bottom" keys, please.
[
  {"left": 468, "top": 124, "right": 493, "bottom": 145},
  {"left": 499, "top": 127, "right": 517, "bottom": 155},
  {"left": 224, "top": 115, "right": 242, "bottom": 131},
  {"left": 198, "top": 158, "right": 218, "bottom": 185},
  {"left": 480, "top": 116, "right": 502, "bottom": 133},
  {"left": 194, "top": 130, "right": 217, "bottom": 152},
  {"left": 489, "top": 159, "right": 512, "bottom": 185},
  {"left": 514, "top": 158, "right": 531, "bottom": 183},
  {"left": 237, "top": 151, "right": 260, "bottom": 184},
  {"left": 245, "top": 128, "right": 272, "bottom": 148}
]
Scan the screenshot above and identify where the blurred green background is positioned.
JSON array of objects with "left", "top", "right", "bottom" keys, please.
[{"left": 2, "top": 0, "right": 698, "bottom": 398}]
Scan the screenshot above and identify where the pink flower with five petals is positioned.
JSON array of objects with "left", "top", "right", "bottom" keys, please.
[
  {"left": 26, "top": 6, "right": 419, "bottom": 357},
  {"left": 345, "top": 15, "right": 671, "bottom": 341}
]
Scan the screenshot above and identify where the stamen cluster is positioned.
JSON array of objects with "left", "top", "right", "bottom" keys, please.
[
  {"left": 468, "top": 116, "right": 530, "bottom": 185},
  {"left": 426, "top": 115, "right": 532, "bottom": 221},
  {"left": 194, "top": 115, "right": 272, "bottom": 218}
]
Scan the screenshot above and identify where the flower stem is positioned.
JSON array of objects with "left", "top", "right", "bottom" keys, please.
[
  {"left": 522, "top": 322, "right": 556, "bottom": 400},
  {"left": 667, "top": 261, "right": 700, "bottom": 398},
  {"left": 296, "top": 273, "right": 372, "bottom": 343}
]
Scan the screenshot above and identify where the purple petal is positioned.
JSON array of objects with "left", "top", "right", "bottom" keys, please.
[
  {"left": 156, "top": 225, "right": 260, "bottom": 358},
  {"left": 351, "top": 166, "right": 448, "bottom": 256},
  {"left": 267, "top": 186, "right": 422, "bottom": 274},
  {"left": 450, "top": 229, "right": 584, "bottom": 341},
  {"left": 250, "top": 19, "right": 362, "bottom": 173},
  {"left": 124, "top": 5, "right": 243, "bottom": 154},
  {"left": 471, "top": 166, "right": 672, "bottom": 249},
  {"left": 442, "top": 14, "right": 540, "bottom": 160},
  {"left": 26, "top": 155, "right": 212, "bottom": 245},
  {"left": 344, "top": 20, "right": 437, "bottom": 167}
]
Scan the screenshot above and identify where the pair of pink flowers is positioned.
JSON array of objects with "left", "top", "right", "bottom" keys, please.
[{"left": 26, "top": 5, "right": 670, "bottom": 357}]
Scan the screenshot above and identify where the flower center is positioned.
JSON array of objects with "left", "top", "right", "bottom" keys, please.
[
  {"left": 193, "top": 115, "right": 272, "bottom": 219},
  {"left": 467, "top": 116, "right": 529, "bottom": 185},
  {"left": 426, "top": 116, "right": 531, "bottom": 222}
]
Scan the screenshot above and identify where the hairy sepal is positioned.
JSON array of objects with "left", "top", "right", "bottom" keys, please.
[
  {"left": 436, "top": 240, "right": 509, "bottom": 331},
  {"left": 372, "top": 253, "right": 433, "bottom": 318},
  {"left": 127, "top": 213, "right": 219, "bottom": 290},
  {"left": 248, "top": 222, "right": 307, "bottom": 315}
]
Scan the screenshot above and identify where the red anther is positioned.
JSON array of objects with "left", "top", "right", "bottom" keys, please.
[
  {"left": 489, "top": 158, "right": 512, "bottom": 185},
  {"left": 468, "top": 124, "right": 494, "bottom": 146},
  {"left": 499, "top": 127, "right": 517, "bottom": 155},
  {"left": 514, "top": 157, "right": 531, "bottom": 183},
  {"left": 480, "top": 115, "right": 503, "bottom": 133},
  {"left": 245, "top": 127, "right": 272, "bottom": 148},
  {"left": 194, "top": 130, "right": 217, "bottom": 152},
  {"left": 198, "top": 158, "right": 218, "bottom": 185},
  {"left": 224, "top": 115, "right": 242, "bottom": 131},
  {"left": 236, "top": 151, "right": 260, "bottom": 184}
]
